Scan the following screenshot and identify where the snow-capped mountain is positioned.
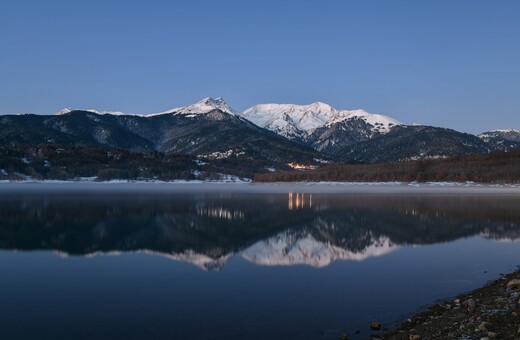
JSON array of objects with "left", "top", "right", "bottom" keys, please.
[
  {"left": 6, "top": 98, "right": 323, "bottom": 163},
  {"left": 148, "top": 97, "right": 239, "bottom": 117},
  {"left": 242, "top": 102, "right": 400, "bottom": 136},
  {"left": 55, "top": 97, "right": 237, "bottom": 118},
  {"left": 241, "top": 102, "right": 401, "bottom": 152},
  {"left": 4, "top": 97, "right": 520, "bottom": 163}
]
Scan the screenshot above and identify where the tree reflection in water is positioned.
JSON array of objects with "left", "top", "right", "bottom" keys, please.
[{"left": 1, "top": 193, "right": 520, "bottom": 270}]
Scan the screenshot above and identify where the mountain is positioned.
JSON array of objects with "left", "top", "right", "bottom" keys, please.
[
  {"left": 148, "top": 97, "right": 239, "bottom": 116},
  {"left": 479, "top": 129, "right": 520, "bottom": 142},
  {"left": 241, "top": 102, "right": 520, "bottom": 160},
  {"left": 241, "top": 102, "right": 400, "bottom": 153},
  {"left": 2, "top": 97, "right": 520, "bottom": 167},
  {"left": 0, "top": 98, "right": 325, "bottom": 164},
  {"left": 478, "top": 129, "right": 520, "bottom": 151},
  {"left": 338, "top": 125, "right": 493, "bottom": 162}
]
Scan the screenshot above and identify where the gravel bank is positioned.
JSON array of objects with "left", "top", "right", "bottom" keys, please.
[{"left": 381, "top": 269, "right": 520, "bottom": 339}]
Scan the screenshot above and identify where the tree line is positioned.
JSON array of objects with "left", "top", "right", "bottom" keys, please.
[
  {"left": 253, "top": 151, "right": 520, "bottom": 183},
  {"left": 0, "top": 144, "right": 266, "bottom": 181}
]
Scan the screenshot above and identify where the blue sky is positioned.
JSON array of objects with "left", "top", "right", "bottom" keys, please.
[{"left": 1, "top": 0, "right": 519, "bottom": 133}]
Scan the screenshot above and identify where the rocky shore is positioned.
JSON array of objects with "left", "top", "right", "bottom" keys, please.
[{"left": 379, "top": 269, "right": 520, "bottom": 339}]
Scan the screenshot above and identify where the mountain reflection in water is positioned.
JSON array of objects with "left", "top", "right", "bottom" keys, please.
[{"left": 1, "top": 193, "right": 520, "bottom": 270}]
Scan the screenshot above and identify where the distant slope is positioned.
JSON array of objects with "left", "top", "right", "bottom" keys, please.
[
  {"left": 339, "top": 125, "right": 492, "bottom": 162},
  {"left": 478, "top": 129, "right": 520, "bottom": 151}
]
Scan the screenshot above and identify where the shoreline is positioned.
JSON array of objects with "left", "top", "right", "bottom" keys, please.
[
  {"left": 1, "top": 181, "right": 520, "bottom": 195},
  {"left": 381, "top": 268, "right": 520, "bottom": 339}
]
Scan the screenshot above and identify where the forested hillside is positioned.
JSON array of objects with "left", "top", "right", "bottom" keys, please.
[{"left": 254, "top": 151, "right": 520, "bottom": 183}]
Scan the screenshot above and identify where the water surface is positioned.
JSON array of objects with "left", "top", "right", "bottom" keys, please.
[{"left": 1, "top": 185, "right": 520, "bottom": 339}]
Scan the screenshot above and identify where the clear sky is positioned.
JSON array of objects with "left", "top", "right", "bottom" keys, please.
[{"left": 1, "top": 0, "right": 519, "bottom": 133}]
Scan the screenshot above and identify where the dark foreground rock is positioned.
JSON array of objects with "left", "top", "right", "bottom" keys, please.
[{"left": 382, "top": 269, "right": 520, "bottom": 339}]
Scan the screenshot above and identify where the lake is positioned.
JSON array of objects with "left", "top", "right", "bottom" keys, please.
[{"left": 1, "top": 183, "right": 520, "bottom": 339}]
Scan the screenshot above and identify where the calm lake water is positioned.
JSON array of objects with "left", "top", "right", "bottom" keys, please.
[{"left": 1, "top": 184, "right": 520, "bottom": 339}]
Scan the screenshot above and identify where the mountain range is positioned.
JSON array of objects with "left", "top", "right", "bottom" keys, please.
[{"left": 2, "top": 97, "right": 520, "bottom": 166}]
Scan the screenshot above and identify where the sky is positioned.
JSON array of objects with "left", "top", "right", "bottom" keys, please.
[{"left": 1, "top": 0, "right": 519, "bottom": 134}]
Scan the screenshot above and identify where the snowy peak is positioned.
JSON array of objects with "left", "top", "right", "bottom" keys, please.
[
  {"left": 151, "top": 97, "right": 238, "bottom": 117},
  {"left": 55, "top": 107, "right": 73, "bottom": 115},
  {"left": 242, "top": 102, "right": 337, "bottom": 133},
  {"left": 240, "top": 102, "right": 401, "bottom": 139}
]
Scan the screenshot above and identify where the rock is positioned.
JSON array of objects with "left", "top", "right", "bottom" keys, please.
[
  {"left": 454, "top": 298, "right": 460, "bottom": 305},
  {"left": 463, "top": 298, "right": 476, "bottom": 312},
  {"left": 370, "top": 322, "right": 381, "bottom": 331},
  {"left": 512, "top": 311, "right": 518, "bottom": 317},
  {"left": 487, "top": 332, "right": 497, "bottom": 338},
  {"left": 506, "top": 279, "right": 520, "bottom": 289},
  {"left": 341, "top": 333, "right": 349, "bottom": 340},
  {"left": 409, "top": 335, "right": 420, "bottom": 340},
  {"left": 518, "top": 326, "right": 520, "bottom": 334},
  {"left": 480, "top": 337, "right": 489, "bottom": 340},
  {"left": 478, "top": 322, "right": 488, "bottom": 332}
]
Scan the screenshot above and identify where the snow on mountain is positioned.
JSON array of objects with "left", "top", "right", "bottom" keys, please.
[
  {"left": 242, "top": 102, "right": 337, "bottom": 133},
  {"left": 53, "top": 97, "right": 238, "bottom": 118},
  {"left": 491, "top": 129, "right": 520, "bottom": 133},
  {"left": 55, "top": 107, "right": 73, "bottom": 115},
  {"left": 148, "top": 97, "right": 238, "bottom": 117},
  {"left": 241, "top": 102, "right": 400, "bottom": 139},
  {"left": 241, "top": 231, "right": 398, "bottom": 268},
  {"left": 53, "top": 98, "right": 400, "bottom": 141},
  {"left": 478, "top": 129, "right": 520, "bottom": 141},
  {"left": 54, "top": 107, "right": 138, "bottom": 116}
]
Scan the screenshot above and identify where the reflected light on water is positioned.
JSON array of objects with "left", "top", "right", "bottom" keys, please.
[{"left": 288, "top": 193, "right": 312, "bottom": 210}]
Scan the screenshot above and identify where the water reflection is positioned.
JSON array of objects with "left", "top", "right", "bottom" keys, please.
[
  {"left": 197, "top": 206, "right": 244, "bottom": 220},
  {"left": 1, "top": 193, "right": 520, "bottom": 270},
  {"left": 288, "top": 192, "right": 312, "bottom": 210}
]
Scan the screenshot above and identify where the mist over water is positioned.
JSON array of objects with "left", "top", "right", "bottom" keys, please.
[{"left": 1, "top": 188, "right": 520, "bottom": 339}]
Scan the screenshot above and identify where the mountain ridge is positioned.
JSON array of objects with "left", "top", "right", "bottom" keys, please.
[
  {"left": 2, "top": 97, "right": 519, "bottom": 166},
  {"left": 44, "top": 97, "right": 517, "bottom": 140}
]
